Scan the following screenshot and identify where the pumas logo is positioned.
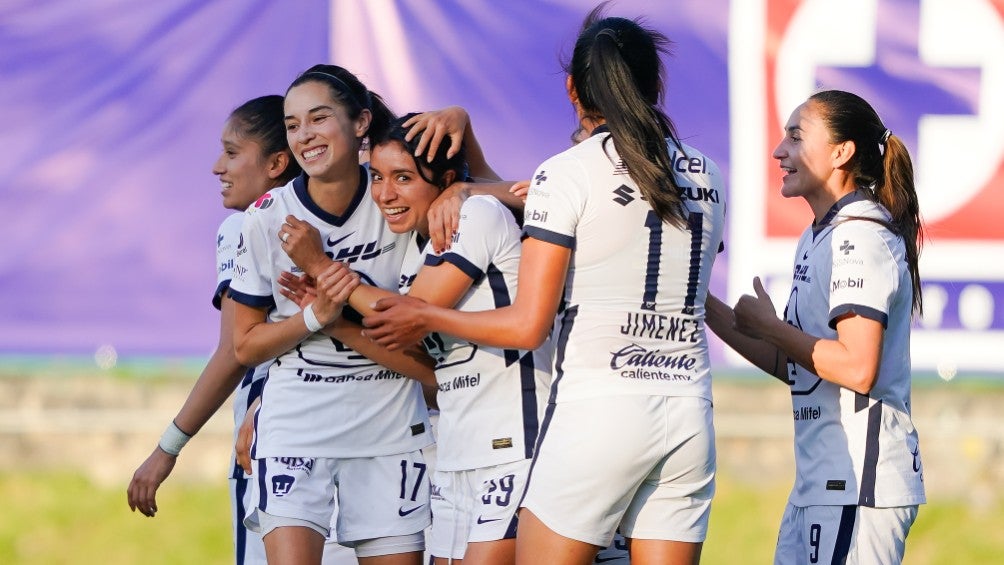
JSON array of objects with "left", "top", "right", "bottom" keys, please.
[
  {"left": 253, "top": 193, "right": 273, "bottom": 210},
  {"left": 271, "top": 474, "right": 294, "bottom": 496}
]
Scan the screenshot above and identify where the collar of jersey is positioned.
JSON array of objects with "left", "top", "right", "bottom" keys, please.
[
  {"left": 590, "top": 124, "right": 610, "bottom": 137},
  {"left": 292, "top": 165, "right": 369, "bottom": 227},
  {"left": 811, "top": 189, "right": 868, "bottom": 236}
]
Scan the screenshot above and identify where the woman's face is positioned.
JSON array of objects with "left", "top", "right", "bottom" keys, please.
[
  {"left": 212, "top": 118, "right": 277, "bottom": 211},
  {"left": 283, "top": 81, "right": 367, "bottom": 182},
  {"left": 369, "top": 141, "right": 440, "bottom": 236},
  {"left": 772, "top": 101, "right": 838, "bottom": 200}
]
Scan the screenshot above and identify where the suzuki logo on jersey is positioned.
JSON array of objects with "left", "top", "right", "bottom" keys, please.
[
  {"left": 678, "top": 185, "right": 719, "bottom": 204},
  {"left": 253, "top": 192, "right": 273, "bottom": 210},
  {"left": 612, "top": 184, "right": 635, "bottom": 206},
  {"left": 271, "top": 474, "right": 294, "bottom": 496},
  {"left": 329, "top": 240, "right": 396, "bottom": 264}
]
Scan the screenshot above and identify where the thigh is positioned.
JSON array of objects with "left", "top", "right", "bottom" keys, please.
[
  {"left": 622, "top": 396, "right": 716, "bottom": 543},
  {"left": 336, "top": 450, "right": 431, "bottom": 545}
]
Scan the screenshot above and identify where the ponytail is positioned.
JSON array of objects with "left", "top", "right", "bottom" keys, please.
[
  {"left": 877, "top": 133, "right": 924, "bottom": 314},
  {"left": 567, "top": 4, "right": 686, "bottom": 228}
]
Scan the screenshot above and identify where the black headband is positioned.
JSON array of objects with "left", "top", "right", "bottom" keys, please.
[{"left": 303, "top": 71, "right": 371, "bottom": 110}]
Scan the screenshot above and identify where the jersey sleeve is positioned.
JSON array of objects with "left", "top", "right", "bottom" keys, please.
[
  {"left": 228, "top": 204, "right": 277, "bottom": 310},
  {"left": 827, "top": 221, "right": 899, "bottom": 329},
  {"left": 521, "top": 155, "right": 587, "bottom": 249},
  {"left": 212, "top": 213, "right": 245, "bottom": 310},
  {"left": 425, "top": 196, "right": 516, "bottom": 282}
]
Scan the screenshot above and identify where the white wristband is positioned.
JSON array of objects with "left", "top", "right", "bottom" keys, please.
[
  {"left": 303, "top": 303, "right": 324, "bottom": 332},
  {"left": 158, "top": 421, "right": 192, "bottom": 456}
]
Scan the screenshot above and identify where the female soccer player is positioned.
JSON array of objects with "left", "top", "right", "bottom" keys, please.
[
  {"left": 126, "top": 95, "right": 311, "bottom": 564},
  {"left": 228, "top": 65, "right": 435, "bottom": 565},
  {"left": 361, "top": 6, "right": 727, "bottom": 564},
  {"left": 705, "top": 90, "right": 925, "bottom": 564}
]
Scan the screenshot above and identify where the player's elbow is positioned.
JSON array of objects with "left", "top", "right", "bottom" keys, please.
[
  {"left": 844, "top": 367, "right": 878, "bottom": 395},
  {"left": 232, "top": 337, "right": 262, "bottom": 368}
]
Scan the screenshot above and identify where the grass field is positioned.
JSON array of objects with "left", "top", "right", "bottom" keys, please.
[{"left": 0, "top": 471, "right": 1000, "bottom": 564}]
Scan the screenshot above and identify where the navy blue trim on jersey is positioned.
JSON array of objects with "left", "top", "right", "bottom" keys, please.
[
  {"left": 256, "top": 459, "right": 268, "bottom": 512},
  {"left": 503, "top": 513, "right": 519, "bottom": 539},
  {"left": 228, "top": 288, "right": 276, "bottom": 310},
  {"left": 522, "top": 225, "right": 575, "bottom": 250},
  {"left": 828, "top": 304, "right": 888, "bottom": 329},
  {"left": 812, "top": 190, "right": 868, "bottom": 239},
  {"left": 425, "top": 252, "right": 483, "bottom": 282},
  {"left": 292, "top": 165, "right": 368, "bottom": 227},
  {"left": 519, "top": 306, "right": 577, "bottom": 509},
  {"left": 831, "top": 505, "right": 857, "bottom": 564},
  {"left": 213, "top": 280, "right": 230, "bottom": 311},
  {"left": 858, "top": 401, "right": 883, "bottom": 506},
  {"left": 590, "top": 124, "right": 610, "bottom": 137},
  {"left": 235, "top": 475, "right": 249, "bottom": 564}
]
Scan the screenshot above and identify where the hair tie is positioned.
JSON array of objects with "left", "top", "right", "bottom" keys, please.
[
  {"left": 304, "top": 71, "right": 370, "bottom": 110},
  {"left": 596, "top": 28, "right": 623, "bottom": 49},
  {"left": 878, "top": 128, "right": 892, "bottom": 156}
]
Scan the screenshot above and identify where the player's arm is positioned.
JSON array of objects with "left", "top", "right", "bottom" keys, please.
[
  {"left": 233, "top": 263, "right": 359, "bottom": 367},
  {"left": 705, "top": 292, "right": 787, "bottom": 382},
  {"left": 363, "top": 237, "right": 569, "bottom": 351},
  {"left": 127, "top": 296, "right": 248, "bottom": 517},
  {"left": 733, "top": 277, "right": 883, "bottom": 394}
]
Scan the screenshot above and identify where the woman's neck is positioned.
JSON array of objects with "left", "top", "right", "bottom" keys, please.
[{"left": 308, "top": 160, "right": 361, "bottom": 216}]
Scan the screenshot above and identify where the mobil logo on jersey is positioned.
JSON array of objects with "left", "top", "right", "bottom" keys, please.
[{"left": 730, "top": 0, "right": 1004, "bottom": 372}]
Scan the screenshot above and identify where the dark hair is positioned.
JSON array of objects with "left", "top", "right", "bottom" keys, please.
[
  {"left": 371, "top": 112, "right": 468, "bottom": 189},
  {"left": 288, "top": 64, "right": 395, "bottom": 147},
  {"left": 229, "top": 95, "right": 301, "bottom": 184},
  {"left": 565, "top": 3, "right": 686, "bottom": 227},
  {"left": 809, "top": 89, "right": 924, "bottom": 314}
]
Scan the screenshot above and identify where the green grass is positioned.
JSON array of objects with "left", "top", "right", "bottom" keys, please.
[{"left": 0, "top": 471, "right": 999, "bottom": 564}]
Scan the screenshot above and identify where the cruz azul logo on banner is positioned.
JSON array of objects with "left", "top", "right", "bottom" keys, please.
[{"left": 730, "top": 0, "right": 1004, "bottom": 373}]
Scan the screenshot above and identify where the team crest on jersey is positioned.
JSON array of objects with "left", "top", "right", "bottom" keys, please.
[
  {"left": 271, "top": 473, "right": 295, "bottom": 496},
  {"left": 253, "top": 192, "right": 274, "bottom": 210}
]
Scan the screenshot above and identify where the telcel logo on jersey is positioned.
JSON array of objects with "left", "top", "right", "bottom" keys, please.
[
  {"left": 670, "top": 149, "right": 708, "bottom": 174},
  {"left": 831, "top": 277, "right": 864, "bottom": 292}
]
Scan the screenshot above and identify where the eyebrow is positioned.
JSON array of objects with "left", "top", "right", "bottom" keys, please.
[{"left": 284, "top": 105, "right": 335, "bottom": 121}]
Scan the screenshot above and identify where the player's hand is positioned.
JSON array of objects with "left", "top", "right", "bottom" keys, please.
[
  {"left": 427, "top": 182, "right": 471, "bottom": 253},
  {"left": 312, "top": 262, "right": 361, "bottom": 325},
  {"left": 236, "top": 398, "right": 260, "bottom": 475},
  {"left": 403, "top": 106, "right": 468, "bottom": 162},
  {"left": 509, "top": 180, "right": 531, "bottom": 203},
  {"left": 362, "top": 295, "right": 431, "bottom": 350},
  {"left": 278, "top": 271, "right": 318, "bottom": 309},
  {"left": 127, "top": 447, "right": 177, "bottom": 517},
  {"left": 279, "top": 216, "right": 330, "bottom": 278},
  {"left": 733, "top": 277, "right": 777, "bottom": 339}
]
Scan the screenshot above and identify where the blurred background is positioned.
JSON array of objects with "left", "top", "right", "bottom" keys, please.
[{"left": 1, "top": 0, "right": 1001, "bottom": 563}]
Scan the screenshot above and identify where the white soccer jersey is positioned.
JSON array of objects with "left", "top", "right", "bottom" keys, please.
[
  {"left": 415, "top": 196, "right": 552, "bottom": 471},
  {"left": 229, "top": 169, "right": 431, "bottom": 458},
  {"left": 782, "top": 190, "right": 925, "bottom": 508},
  {"left": 522, "top": 128, "right": 725, "bottom": 403},
  {"left": 215, "top": 212, "right": 270, "bottom": 479}
]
